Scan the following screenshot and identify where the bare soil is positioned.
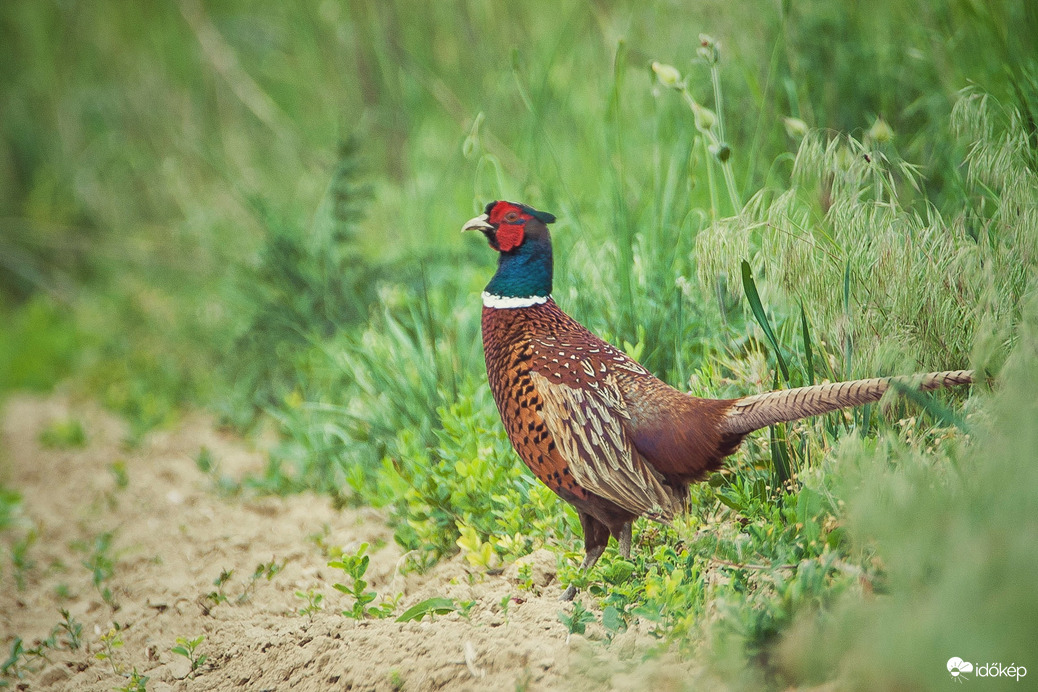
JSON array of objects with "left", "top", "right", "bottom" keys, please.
[{"left": 0, "top": 393, "right": 704, "bottom": 691}]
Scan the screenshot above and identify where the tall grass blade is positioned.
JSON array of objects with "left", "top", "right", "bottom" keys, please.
[
  {"left": 799, "top": 301, "right": 815, "bottom": 386},
  {"left": 770, "top": 422, "right": 792, "bottom": 486},
  {"left": 842, "top": 258, "right": 853, "bottom": 377},
  {"left": 769, "top": 370, "right": 792, "bottom": 486},
  {"left": 741, "top": 260, "right": 789, "bottom": 382}
]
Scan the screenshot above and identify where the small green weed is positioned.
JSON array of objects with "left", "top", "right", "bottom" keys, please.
[
  {"left": 95, "top": 625, "right": 124, "bottom": 675},
  {"left": 78, "top": 531, "right": 118, "bottom": 608},
  {"left": 115, "top": 668, "right": 149, "bottom": 692},
  {"left": 195, "top": 447, "right": 241, "bottom": 497},
  {"left": 0, "top": 633, "right": 56, "bottom": 683},
  {"left": 0, "top": 637, "right": 25, "bottom": 681},
  {"left": 305, "top": 523, "right": 332, "bottom": 553},
  {"left": 195, "top": 446, "right": 214, "bottom": 473},
  {"left": 203, "top": 560, "right": 283, "bottom": 608},
  {"left": 205, "top": 567, "right": 234, "bottom": 607},
  {"left": 237, "top": 559, "right": 284, "bottom": 604},
  {"left": 0, "top": 487, "right": 23, "bottom": 532},
  {"left": 456, "top": 599, "right": 476, "bottom": 619},
  {"left": 295, "top": 588, "right": 324, "bottom": 621},
  {"left": 558, "top": 601, "right": 596, "bottom": 638},
  {"left": 515, "top": 562, "right": 534, "bottom": 592},
  {"left": 498, "top": 594, "right": 513, "bottom": 623},
  {"left": 108, "top": 460, "right": 129, "bottom": 490},
  {"left": 171, "top": 635, "right": 207, "bottom": 673},
  {"left": 10, "top": 528, "right": 37, "bottom": 591},
  {"left": 58, "top": 608, "right": 83, "bottom": 650},
  {"left": 394, "top": 597, "right": 456, "bottom": 623},
  {"left": 1, "top": 487, "right": 36, "bottom": 592},
  {"left": 21, "top": 640, "right": 51, "bottom": 672},
  {"left": 328, "top": 543, "right": 395, "bottom": 619},
  {"left": 39, "top": 418, "right": 86, "bottom": 449}
]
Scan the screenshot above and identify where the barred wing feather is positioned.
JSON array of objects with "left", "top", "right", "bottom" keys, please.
[{"left": 529, "top": 370, "right": 681, "bottom": 520}]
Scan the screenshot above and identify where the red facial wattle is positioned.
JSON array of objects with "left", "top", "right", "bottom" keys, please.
[
  {"left": 487, "top": 202, "right": 527, "bottom": 252},
  {"left": 494, "top": 223, "right": 525, "bottom": 252}
]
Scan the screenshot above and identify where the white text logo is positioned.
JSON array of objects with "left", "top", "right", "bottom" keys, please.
[{"left": 947, "top": 657, "right": 1027, "bottom": 682}]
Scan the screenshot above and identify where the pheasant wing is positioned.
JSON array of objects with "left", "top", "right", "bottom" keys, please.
[{"left": 529, "top": 367, "right": 680, "bottom": 521}]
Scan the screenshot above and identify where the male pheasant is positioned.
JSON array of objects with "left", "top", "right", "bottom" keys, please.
[{"left": 464, "top": 200, "right": 972, "bottom": 599}]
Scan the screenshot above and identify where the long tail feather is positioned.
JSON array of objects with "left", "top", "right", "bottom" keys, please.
[{"left": 719, "top": 370, "right": 973, "bottom": 435}]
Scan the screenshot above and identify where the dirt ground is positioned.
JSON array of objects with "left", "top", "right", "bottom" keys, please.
[{"left": 0, "top": 392, "right": 706, "bottom": 691}]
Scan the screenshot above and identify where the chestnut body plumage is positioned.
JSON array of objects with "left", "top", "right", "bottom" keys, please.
[{"left": 464, "top": 200, "right": 972, "bottom": 599}]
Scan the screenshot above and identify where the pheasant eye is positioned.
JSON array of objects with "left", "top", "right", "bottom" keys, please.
[{"left": 504, "top": 211, "right": 519, "bottom": 223}]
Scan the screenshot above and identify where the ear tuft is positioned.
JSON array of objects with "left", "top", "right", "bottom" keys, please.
[{"left": 519, "top": 204, "right": 556, "bottom": 225}]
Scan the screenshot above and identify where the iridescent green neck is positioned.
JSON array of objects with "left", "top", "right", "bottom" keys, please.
[{"left": 484, "top": 232, "right": 553, "bottom": 300}]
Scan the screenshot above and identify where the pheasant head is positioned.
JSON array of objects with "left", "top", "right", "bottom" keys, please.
[{"left": 463, "top": 201, "right": 557, "bottom": 306}]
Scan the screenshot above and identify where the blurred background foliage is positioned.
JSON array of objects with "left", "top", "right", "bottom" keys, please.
[{"left": 1, "top": 0, "right": 1036, "bottom": 686}]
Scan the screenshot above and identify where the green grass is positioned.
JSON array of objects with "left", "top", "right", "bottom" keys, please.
[
  {"left": 2, "top": 0, "right": 1036, "bottom": 687},
  {"left": 776, "top": 300, "right": 1038, "bottom": 688},
  {"left": 0, "top": 296, "right": 80, "bottom": 392}
]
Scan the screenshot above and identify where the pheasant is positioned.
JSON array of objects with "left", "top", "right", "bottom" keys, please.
[{"left": 463, "top": 200, "right": 972, "bottom": 599}]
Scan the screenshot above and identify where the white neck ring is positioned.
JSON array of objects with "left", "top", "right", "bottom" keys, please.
[{"left": 481, "top": 291, "right": 549, "bottom": 309}]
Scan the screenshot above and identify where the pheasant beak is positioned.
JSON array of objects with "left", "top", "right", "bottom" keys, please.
[{"left": 462, "top": 213, "right": 494, "bottom": 233}]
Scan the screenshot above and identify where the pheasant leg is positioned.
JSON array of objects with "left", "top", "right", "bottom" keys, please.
[
  {"left": 617, "top": 521, "right": 632, "bottom": 559},
  {"left": 561, "top": 512, "right": 611, "bottom": 601}
]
